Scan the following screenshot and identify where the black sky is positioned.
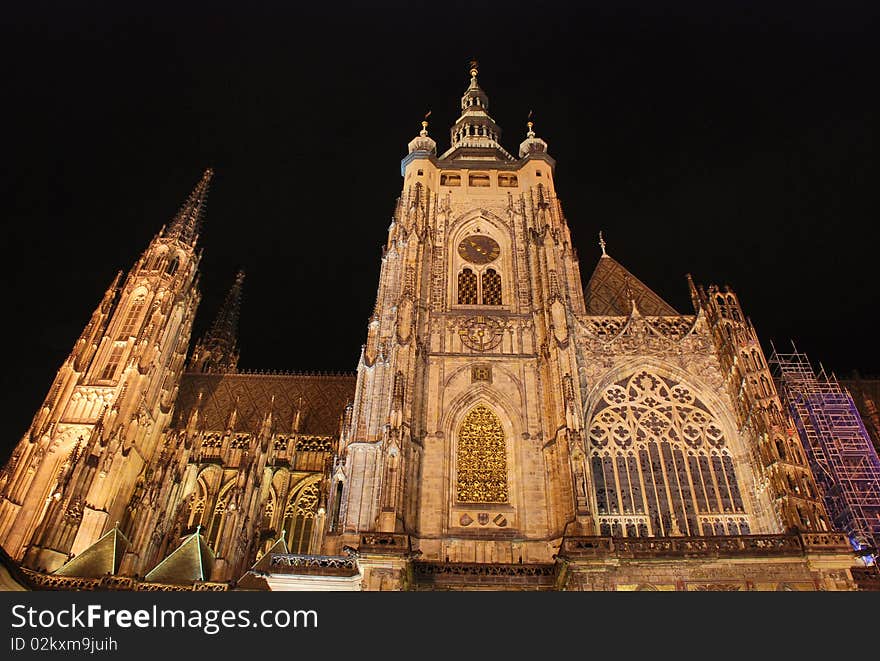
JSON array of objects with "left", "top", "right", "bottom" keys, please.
[{"left": 1, "top": 2, "right": 878, "bottom": 455}]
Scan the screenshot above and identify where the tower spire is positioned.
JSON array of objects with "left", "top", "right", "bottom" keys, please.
[
  {"left": 407, "top": 110, "right": 437, "bottom": 156},
  {"left": 518, "top": 109, "right": 549, "bottom": 158},
  {"left": 189, "top": 270, "right": 245, "bottom": 374},
  {"left": 442, "top": 60, "right": 514, "bottom": 161},
  {"left": 164, "top": 168, "right": 213, "bottom": 246}
]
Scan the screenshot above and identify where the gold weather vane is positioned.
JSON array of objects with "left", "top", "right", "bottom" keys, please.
[{"left": 469, "top": 59, "right": 479, "bottom": 78}]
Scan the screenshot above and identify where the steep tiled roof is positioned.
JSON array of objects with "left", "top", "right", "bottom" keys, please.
[
  {"left": 172, "top": 372, "right": 356, "bottom": 437},
  {"left": 584, "top": 255, "right": 678, "bottom": 316}
]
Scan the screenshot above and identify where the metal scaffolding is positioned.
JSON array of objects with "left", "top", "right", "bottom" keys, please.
[{"left": 771, "top": 346, "right": 880, "bottom": 564}]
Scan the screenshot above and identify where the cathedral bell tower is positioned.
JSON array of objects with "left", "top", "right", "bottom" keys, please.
[
  {"left": 0, "top": 170, "right": 209, "bottom": 570},
  {"left": 333, "top": 63, "right": 590, "bottom": 568}
]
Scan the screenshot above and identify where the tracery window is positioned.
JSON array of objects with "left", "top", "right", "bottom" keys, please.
[
  {"left": 283, "top": 481, "right": 320, "bottom": 554},
  {"left": 185, "top": 480, "right": 208, "bottom": 529},
  {"left": 458, "top": 268, "right": 478, "bottom": 304},
  {"left": 207, "top": 499, "right": 226, "bottom": 550},
  {"left": 117, "top": 296, "right": 146, "bottom": 339},
  {"left": 588, "top": 370, "right": 749, "bottom": 537},
  {"left": 99, "top": 343, "right": 125, "bottom": 381},
  {"left": 456, "top": 404, "right": 508, "bottom": 503},
  {"left": 481, "top": 269, "right": 502, "bottom": 305}
]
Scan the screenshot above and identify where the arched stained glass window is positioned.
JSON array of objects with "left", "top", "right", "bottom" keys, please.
[
  {"left": 456, "top": 404, "right": 508, "bottom": 503},
  {"left": 458, "top": 268, "right": 478, "bottom": 304},
  {"left": 588, "top": 370, "right": 749, "bottom": 537}
]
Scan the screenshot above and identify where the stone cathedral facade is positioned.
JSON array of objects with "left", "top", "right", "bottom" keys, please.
[{"left": 0, "top": 65, "right": 862, "bottom": 591}]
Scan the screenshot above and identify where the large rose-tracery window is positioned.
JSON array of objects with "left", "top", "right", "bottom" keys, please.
[
  {"left": 588, "top": 370, "right": 749, "bottom": 537},
  {"left": 457, "top": 404, "right": 509, "bottom": 503}
]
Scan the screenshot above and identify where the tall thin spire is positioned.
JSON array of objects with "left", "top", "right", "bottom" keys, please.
[
  {"left": 189, "top": 270, "right": 245, "bottom": 374},
  {"left": 165, "top": 168, "right": 213, "bottom": 247}
]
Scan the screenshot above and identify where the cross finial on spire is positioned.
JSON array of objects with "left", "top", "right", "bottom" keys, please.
[{"left": 599, "top": 231, "right": 607, "bottom": 256}]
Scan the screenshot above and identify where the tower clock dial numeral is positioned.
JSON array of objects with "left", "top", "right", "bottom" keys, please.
[{"left": 458, "top": 235, "right": 500, "bottom": 264}]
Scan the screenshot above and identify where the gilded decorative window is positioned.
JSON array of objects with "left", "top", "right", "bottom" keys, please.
[
  {"left": 283, "top": 481, "right": 320, "bottom": 554},
  {"left": 588, "top": 370, "right": 749, "bottom": 537},
  {"left": 457, "top": 404, "right": 508, "bottom": 503},
  {"left": 458, "top": 268, "right": 478, "bottom": 305},
  {"left": 481, "top": 269, "right": 502, "bottom": 305}
]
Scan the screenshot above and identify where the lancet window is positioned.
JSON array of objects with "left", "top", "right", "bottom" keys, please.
[
  {"left": 283, "top": 480, "right": 320, "bottom": 554},
  {"left": 458, "top": 268, "right": 478, "bottom": 304},
  {"left": 117, "top": 296, "right": 146, "bottom": 339},
  {"left": 481, "top": 269, "right": 502, "bottom": 305},
  {"left": 588, "top": 370, "right": 750, "bottom": 537},
  {"left": 457, "top": 267, "right": 502, "bottom": 306},
  {"left": 456, "top": 404, "right": 508, "bottom": 503},
  {"left": 99, "top": 343, "right": 126, "bottom": 381}
]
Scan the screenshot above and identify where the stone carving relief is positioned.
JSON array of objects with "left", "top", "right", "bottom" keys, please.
[{"left": 458, "top": 315, "right": 505, "bottom": 352}]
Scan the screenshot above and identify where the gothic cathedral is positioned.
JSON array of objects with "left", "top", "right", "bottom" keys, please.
[{"left": 0, "top": 64, "right": 862, "bottom": 591}]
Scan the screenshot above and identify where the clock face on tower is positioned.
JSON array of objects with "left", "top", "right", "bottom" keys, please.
[{"left": 458, "top": 235, "right": 500, "bottom": 264}]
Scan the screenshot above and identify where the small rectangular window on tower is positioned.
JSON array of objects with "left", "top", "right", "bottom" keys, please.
[
  {"left": 471, "top": 365, "right": 492, "bottom": 383},
  {"left": 469, "top": 173, "right": 491, "bottom": 187}
]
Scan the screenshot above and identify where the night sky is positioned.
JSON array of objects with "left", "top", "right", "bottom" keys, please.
[{"left": 2, "top": 2, "right": 878, "bottom": 456}]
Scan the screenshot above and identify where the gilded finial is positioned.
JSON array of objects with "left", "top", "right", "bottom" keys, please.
[
  {"left": 527, "top": 109, "right": 535, "bottom": 138},
  {"left": 421, "top": 110, "right": 431, "bottom": 136},
  {"left": 469, "top": 59, "right": 479, "bottom": 79},
  {"left": 599, "top": 231, "right": 607, "bottom": 256}
]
